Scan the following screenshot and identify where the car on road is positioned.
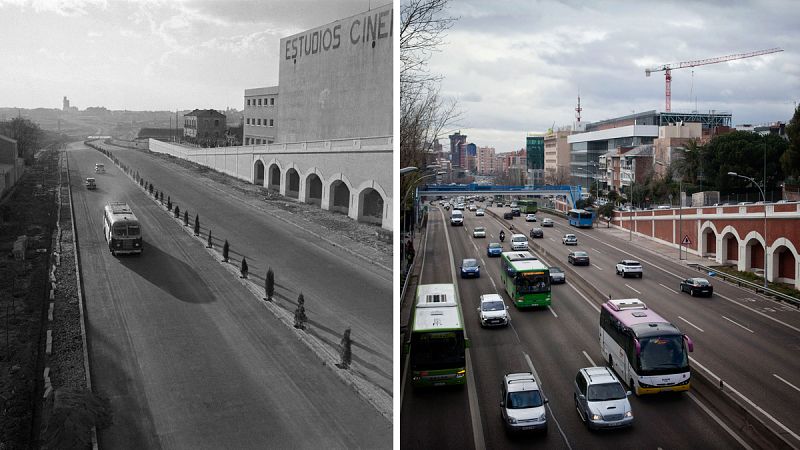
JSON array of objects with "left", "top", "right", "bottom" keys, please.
[
  {"left": 680, "top": 277, "right": 713, "bottom": 297},
  {"left": 460, "top": 258, "right": 480, "bottom": 278},
  {"left": 541, "top": 218, "right": 554, "bottom": 227},
  {"left": 501, "top": 373, "right": 548, "bottom": 433},
  {"left": 450, "top": 210, "right": 464, "bottom": 226},
  {"left": 525, "top": 214, "right": 537, "bottom": 222},
  {"left": 574, "top": 366, "right": 633, "bottom": 430},
  {"left": 530, "top": 228, "right": 543, "bottom": 238},
  {"left": 549, "top": 266, "right": 565, "bottom": 284},
  {"left": 496, "top": 202, "right": 504, "bottom": 208},
  {"left": 94, "top": 163, "right": 105, "bottom": 173},
  {"left": 510, "top": 234, "right": 528, "bottom": 251},
  {"left": 444, "top": 204, "right": 450, "bottom": 210},
  {"left": 511, "top": 207, "right": 521, "bottom": 217},
  {"left": 477, "top": 293, "right": 509, "bottom": 327},
  {"left": 503, "top": 211, "right": 513, "bottom": 220},
  {"left": 615, "top": 260, "right": 643, "bottom": 278},
  {"left": 473, "top": 226, "right": 486, "bottom": 238},
  {"left": 562, "top": 234, "right": 578, "bottom": 245},
  {"left": 85, "top": 177, "right": 96, "bottom": 190},
  {"left": 469, "top": 204, "right": 477, "bottom": 211},
  {"left": 568, "top": 251, "right": 590, "bottom": 266},
  {"left": 476, "top": 209, "right": 485, "bottom": 216},
  {"left": 487, "top": 242, "right": 503, "bottom": 257}
]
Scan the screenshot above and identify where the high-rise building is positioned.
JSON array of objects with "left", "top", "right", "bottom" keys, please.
[
  {"left": 62, "top": 96, "right": 70, "bottom": 111},
  {"left": 526, "top": 133, "right": 545, "bottom": 185},
  {"left": 449, "top": 131, "right": 467, "bottom": 168},
  {"left": 477, "top": 146, "right": 496, "bottom": 175}
]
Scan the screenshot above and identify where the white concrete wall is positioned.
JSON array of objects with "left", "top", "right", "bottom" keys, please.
[{"left": 149, "top": 138, "right": 392, "bottom": 230}]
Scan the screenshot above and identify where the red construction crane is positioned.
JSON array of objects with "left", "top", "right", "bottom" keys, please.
[{"left": 645, "top": 48, "right": 783, "bottom": 112}]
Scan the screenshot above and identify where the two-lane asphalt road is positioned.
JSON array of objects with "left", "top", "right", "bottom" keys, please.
[{"left": 68, "top": 142, "right": 390, "bottom": 449}]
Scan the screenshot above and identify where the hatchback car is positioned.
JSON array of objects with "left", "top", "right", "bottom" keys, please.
[
  {"left": 568, "top": 251, "right": 590, "bottom": 266},
  {"left": 487, "top": 242, "right": 503, "bottom": 257},
  {"left": 503, "top": 212, "right": 514, "bottom": 220},
  {"left": 477, "top": 294, "right": 509, "bottom": 327},
  {"left": 525, "top": 214, "right": 537, "bottom": 222},
  {"left": 460, "top": 258, "right": 480, "bottom": 278},
  {"left": 530, "top": 228, "right": 543, "bottom": 238},
  {"left": 541, "top": 218, "right": 554, "bottom": 227},
  {"left": 562, "top": 234, "right": 578, "bottom": 245},
  {"left": 680, "top": 277, "right": 713, "bottom": 297},
  {"left": 473, "top": 226, "right": 486, "bottom": 238},
  {"left": 574, "top": 367, "right": 633, "bottom": 430},
  {"left": 501, "top": 373, "right": 548, "bottom": 433},
  {"left": 476, "top": 209, "right": 485, "bottom": 216},
  {"left": 549, "top": 266, "right": 565, "bottom": 284}
]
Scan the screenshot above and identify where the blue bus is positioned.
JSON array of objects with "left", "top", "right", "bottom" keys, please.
[{"left": 568, "top": 209, "right": 594, "bottom": 228}]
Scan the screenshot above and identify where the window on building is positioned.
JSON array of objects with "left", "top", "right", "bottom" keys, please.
[
  {"left": 247, "top": 99, "right": 251, "bottom": 106},
  {"left": 270, "top": 98, "right": 275, "bottom": 106},
  {"left": 258, "top": 98, "right": 262, "bottom": 106},
  {"left": 269, "top": 119, "right": 274, "bottom": 127},
  {"left": 257, "top": 118, "right": 261, "bottom": 126},
  {"left": 214, "top": 119, "right": 219, "bottom": 126}
]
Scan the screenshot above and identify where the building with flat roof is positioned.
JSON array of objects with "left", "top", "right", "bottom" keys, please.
[
  {"left": 183, "top": 109, "right": 227, "bottom": 146},
  {"left": 244, "top": 86, "right": 278, "bottom": 145}
]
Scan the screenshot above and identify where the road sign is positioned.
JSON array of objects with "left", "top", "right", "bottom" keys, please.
[{"left": 682, "top": 235, "right": 692, "bottom": 246}]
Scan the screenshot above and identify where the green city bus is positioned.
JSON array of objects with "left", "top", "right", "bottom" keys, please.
[
  {"left": 518, "top": 199, "right": 538, "bottom": 214},
  {"left": 408, "top": 284, "right": 468, "bottom": 387},
  {"left": 500, "top": 251, "right": 551, "bottom": 308}
]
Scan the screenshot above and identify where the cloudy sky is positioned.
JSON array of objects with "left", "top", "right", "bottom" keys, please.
[
  {"left": 428, "top": 0, "right": 800, "bottom": 153},
  {"left": 0, "top": 0, "right": 375, "bottom": 111}
]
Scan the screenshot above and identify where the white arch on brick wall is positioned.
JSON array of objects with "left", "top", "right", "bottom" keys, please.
[
  {"left": 325, "top": 173, "right": 355, "bottom": 215},
  {"left": 301, "top": 167, "right": 326, "bottom": 205},
  {"left": 283, "top": 163, "right": 301, "bottom": 198},
  {"left": 718, "top": 225, "right": 742, "bottom": 264},
  {"left": 740, "top": 230, "right": 766, "bottom": 272},
  {"left": 698, "top": 221, "right": 720, "bottom": 258},
  {"left": 353, "top": 179, "right": 389, "bottom": 227},
  {"left": 768, "top": 237, "right": 800, "bottom": 286},
  {"left": 265, "top": 158, "right": 283, "bottom": 191}
]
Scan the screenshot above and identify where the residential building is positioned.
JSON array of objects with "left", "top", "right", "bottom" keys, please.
[
  {"left": 244, "top": 86, "right": 278, "bottom": 145},
  {"left": 183, "top": 109, "right": 227, "bottom": 145},
  {"left": 477, "top": 146, "right": 496, "bottom": 175},
  {"left": 449, "top": 131, "right": 467, "bottom": 168},
  {"left": 543, "top": 127, "right": 573, "bottom": 184}
]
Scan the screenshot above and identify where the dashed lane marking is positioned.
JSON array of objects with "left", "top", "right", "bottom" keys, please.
[
  {"left": 721, "top": 315, "right": 754, "bottom": 333},
  {"left": 625, "top": 284, "right": 641, "bottom": 294},
  {"left": 678, "top": 316, "right": 705, "bottom": 333}
]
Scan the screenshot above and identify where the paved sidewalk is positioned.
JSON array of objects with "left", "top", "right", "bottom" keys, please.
[{"left": 593, "top": 223, "right": 716, "bottom": 267}]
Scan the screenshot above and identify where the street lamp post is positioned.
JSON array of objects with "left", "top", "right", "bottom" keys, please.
[{"left": 728, "top": 171, "right": 768, "bottom": 289}]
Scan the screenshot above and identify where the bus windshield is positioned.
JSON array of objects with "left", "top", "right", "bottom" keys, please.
[
  {"left": 515, "top": 272, "right": 550, "bottom": 293},
  {"left": 113, "top": 225, "right": 128, "bottom": 236},
  {"left": 638, "top": 335, "right": 688, "bottom": 372},
  {"left": 410, "top": 331, "right": 465, "bottom": 370}
]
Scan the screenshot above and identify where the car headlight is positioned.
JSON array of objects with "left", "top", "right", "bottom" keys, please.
[
  {"left": 507, "top": 417, "right": 517, "bottom": 424},
  {"left": 625, "top": 411, "right": 633, "bottom": 418},
  {"left": 591, "top": 414, "right": 602, "bottom": 421},
  {"left": 538, "top": 413, "right": 546, "bottom": 421}
]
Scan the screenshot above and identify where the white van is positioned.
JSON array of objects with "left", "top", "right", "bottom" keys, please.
[
  {"left": 450, "top": 210, "right": 464, "bottom": 226},
  {"left": 95, "top": 163, "right": 105, "bottom": 173},
  {"left": 511, "top": 233, "right": 528, "bottom": 250}
]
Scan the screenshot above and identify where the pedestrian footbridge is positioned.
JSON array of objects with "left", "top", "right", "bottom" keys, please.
[{"left": 418, "top": 184, "right": 584, "bottom": 209}]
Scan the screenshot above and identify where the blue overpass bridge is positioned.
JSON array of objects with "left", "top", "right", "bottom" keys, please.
[{"left": 418, "top": 184, "right": 585, "bottom": 209}]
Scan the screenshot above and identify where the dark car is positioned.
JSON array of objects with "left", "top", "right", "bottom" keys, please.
[
  {"left": 511, "top": 207, "right": 521, "bottom": 217},
  {"left": 568, "top": 251, "right": 590, "bottom": 266},
  {"left": 530, "top": 228, "right": 543, "bottom": 238},
  {"left": 549, "top": 266, "right": 565, "bottom": 284},
  {"left": 487, "top": 242, "right": 503, "bottom": 257},
  {"left": 680, "top": 277, "right": 713, "bottom": 297},
  {"left": 460, "top": 258, "right": 480, "bottom": 278},
  {"left": 503, "top": 212, "right": 514, "bottom": 220}
]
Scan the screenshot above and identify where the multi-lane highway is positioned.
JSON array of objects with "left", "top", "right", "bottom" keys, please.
[
  {"left": 401, "top": 201, "right": 800, "bottom": 449},
  {"left": 67, "top": 141, "right": 391, "bottom": 448}
]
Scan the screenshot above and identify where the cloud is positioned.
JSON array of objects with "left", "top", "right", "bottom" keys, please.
[{"left": 0, "top": 0, "right": 109, "bottom": 16}]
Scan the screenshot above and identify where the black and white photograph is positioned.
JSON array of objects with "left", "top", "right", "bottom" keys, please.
[{"left": 0, "top": 0, "right": 392, "bottom": 448}]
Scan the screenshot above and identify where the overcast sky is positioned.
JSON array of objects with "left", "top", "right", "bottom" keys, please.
[
  {"left": 0, "top": 0, "right": 375, "bottom": 111},
  {"left": 428, "top": 0, "right": 800, "bottom": 153}
]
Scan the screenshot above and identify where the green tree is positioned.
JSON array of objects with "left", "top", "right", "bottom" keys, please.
[
  {"left": 223, "top": 240, "right": 229, "bottom": 262},
  {"left": 703, "top": 131, "right": 787, "bottom": 193},
  {"left": 0, "top": 117, "right": 42, "bottom": 164},
  {"left": 265, "top": 267, "right": 275, "bottom": 301},
  {"left": 193, "top": 214, "right": 200, "bottom": 236},
  {"left": 781, "top": 106, "right": 800, "bottom": 180}
]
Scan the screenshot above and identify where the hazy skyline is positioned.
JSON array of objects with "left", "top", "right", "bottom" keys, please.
[
  {"left": 429, "top": 0, "right": 800, "bottom": 152},
  {"left": 0, "top": 0, "right": 376, "bottom": 111}
]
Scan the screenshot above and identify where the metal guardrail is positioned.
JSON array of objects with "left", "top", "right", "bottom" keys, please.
[{"left": 689, "top": 263, "right": 800, "bottom": 308}]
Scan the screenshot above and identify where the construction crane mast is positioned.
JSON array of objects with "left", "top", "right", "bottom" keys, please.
[{"left": 645, "top": 48, "right": 783, "bottom": 112}]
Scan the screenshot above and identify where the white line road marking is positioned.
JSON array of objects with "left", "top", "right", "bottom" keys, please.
[
  {"left": 568, "top": 283, "right": 601, "bottom": 313},
  {"left": 678, "top": 316, "right": 705, "bottom": 333},
  {"left": 690, "top": 356, "right": 800, "bottom": 444},
  {"left": 549, "top": 237, "right": 555, "bottom": 242},
  {"left": 524, "top": 353, "right": 573, "bottom": 450},
  {"left": 480, "top": 257, "right": 486, "bottom": 266},
  {"left": 773, "top": 374, "right": 800, "bottom": 394},
  {"left": 591, "top": 263, "right": 603, "bottom": 270},
  {"left": 490, "top": 277, "right": 497, "bottom": 290},
  {"left": 625, "top": 284, "right": 641, "bottom": 294},
  {"left": 548, "top": 306, "right": 558, "bottom": 318},
  {"left": 659, "top": 283, "right": 679, "bottom": 294},
  {"left": 591, "top": 247, "right": 601, "bottom": 253},
  {"left": 721, "top": 315, "right": 754, "bottom": 333},
  {"left": 582, "top": 351, "right": 596, "bottom": 366},
  {"left": 687, "top": 392, "right": 752, "bottom": 450}
]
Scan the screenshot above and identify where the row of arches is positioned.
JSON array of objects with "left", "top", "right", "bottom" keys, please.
[
  {"left": 698, "top": 222, "right": 799, "bottom": 288},
  {"left": 253, "top": 159, "right": 387, "bottom": 227}
]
